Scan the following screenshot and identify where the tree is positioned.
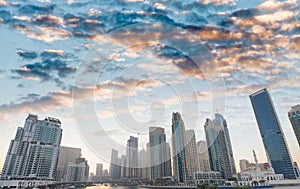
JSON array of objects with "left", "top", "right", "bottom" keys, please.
[
  {"left": 252, "top": 181, "right": 258, "bottom": 186},
  {"left": 197, "top": 183, "right": 208, "bottom": 189},
  {"left": 259, "top": 180, "right": 265, "bottom": 186}
]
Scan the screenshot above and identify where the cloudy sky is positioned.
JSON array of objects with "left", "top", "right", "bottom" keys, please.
[{"left": 0, "top": 0, "right": 300, "bottom": 173}]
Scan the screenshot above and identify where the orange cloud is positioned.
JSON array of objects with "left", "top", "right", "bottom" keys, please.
[
  {"left": 0, "top": 0, "right": 7, "bottom": 6},
  {"left": 34, "top": 15, "right": 64, "bottom": 26},
  {"left": 200, "top": 0, "right": 236, "bottom": 6},
  {"left": 195, "top": 28, "right": 243, "bottom": 41}
]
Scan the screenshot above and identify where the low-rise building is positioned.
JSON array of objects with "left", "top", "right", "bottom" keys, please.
[
  {"left": 193, "top": 171, "right": 225, "bottom": 186},
  {"left": 238, "top": 169, "right": 283, "bottom": 186}
]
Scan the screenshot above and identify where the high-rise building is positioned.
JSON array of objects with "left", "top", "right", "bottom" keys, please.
[
  {"left": 146, "top": 142, "right": 151, "bottom": 179},
  {"left": 164, "top": 143, "right": 172, "bottom": 178},
  {"left": 103, "top": 169, "right": 109, "bottom": 180},
  {"left": 75, "top": 157, "right": 89, "bottom": 181},
  {"left": 1, "top": 114, "right": 62, "bottom": 180},
  {"left": 149, "top": 127, "right": 172, "bottom": 180},
  {"left": 96, "top": 163, "right": 103, "bottom": 177},
  {"left": 196, "top": 141, "right": 211, "bottom": 172},
  {"left": 204, "top": 118, "right": 233, "bottom": 179},
  {"left": 110, "top": 149, "right": 121, "bottom": 180},
  {"left": 185, "top": 130, "right": 199, "bottom": 179},
  {"left": 138, "top": 149, "right": 148, "bottom": 179},
  {"left": 65, "top": 161, "right": 87, "bottom": 182},
  {"left": 288, "top": 104, "right": 300, "bottom": 147},
  {"left": 120, "top": 155, "right": 127, "bottom": 178},
  {"left": 56, "top": 146, "right": 81, "bottom": 182},
  {"left": 249, "top": 88, "right": 296, "bottom": 179},
  {"left": 171, "top": 112, "right": 189, "bottom": 184},
  {"left": 214, "top": 113, "right": 236, "bottom": 175},
  {"left": 126, "top": 136, "right": 138, "bottom": 178},
  {"left": 239, "top": 159, "right": 250, "bottom": 172}
]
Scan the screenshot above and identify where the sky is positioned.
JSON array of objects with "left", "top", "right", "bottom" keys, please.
[{"left": 0, "top": 0, "right": 300, "bottom": 174}]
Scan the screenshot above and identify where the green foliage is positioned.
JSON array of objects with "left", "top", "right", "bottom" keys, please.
[{"left": 197, "top": 183, "right": 209, "bottom": 189}]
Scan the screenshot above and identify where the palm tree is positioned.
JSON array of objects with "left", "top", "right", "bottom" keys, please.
[
  {"left": 252, "top": 181, "right": 258, "bottom": 186},
  {"left": 259, "top": 180, "right": 265, "bottom": 186}
]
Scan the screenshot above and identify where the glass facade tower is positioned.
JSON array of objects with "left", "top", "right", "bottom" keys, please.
[
  {"left": 288, "top": 105, "right": 300, "bottom": 147},
  {"left": 171, "top": 112, "right": 189, "bottom": 184},
  {"left": 149, "top": 127, "right": 172, "bottom": 180},
  {"left": 204, "top": 118, "right": 233, "bottom": 179},
  {"left": 249, "top": 88, "right": 296, "bottom": 179},
  {"left": 125, "top": 136, "right": 138, "bottom": 178}
]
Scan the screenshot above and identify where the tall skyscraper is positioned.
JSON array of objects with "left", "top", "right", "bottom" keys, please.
[
  {"left": 138, "top": 149, "right": 148, "bottom": 179},
  {"left": 110, "top": 149, "right": 121, "bottom": 180},
  {"left": 56, "top": 146, "right": 81, "bottom": 182},
  {"left": 164, "top": 142, "right": 172, "bottom": 178},
  {"left": 75, "top": 157, "right": 89, "bottom": 181},
  {"left": 96, "top": 163, "right": 103, "bottom": 177},
  {"left": 214, "top": 113, "right": 236, "bottom": 175},
  {"left": 204, "top": 118, "right": 233, "bottom": 179},
  {"left": 149, "top": 127, "right": 172, "bottom": 180},
  {"left": 185, "top": 130, "right": 199, "bottom": 179},
  {"left": 120, "top": 155, "right": 127, "bottom": 178},
  {"left": 146, "top": 142, "right": 151, "bottom": 179},
  {"left": 196, "top": 140, "right": 211, "bottom": 172},
  {"left": 171, "top": 112, "right": 189, "bottom": 184},
  {"left": 250, "top": 88, "right": 296, "bottom": 179},
  {"left": 1, "top": 114, "right": 62, "bottom": 180},
  {"left": 126, "top": 136, "right": 138, "bottom": 178},
  {"left": 288, "top": 104, "right": 300, "bottom": 147},
  {"left": 65, "top": 162, "right": 86, "bottom": 182},
  {"left": 65, "top": 157, "right": 89, "bottom": 182}
]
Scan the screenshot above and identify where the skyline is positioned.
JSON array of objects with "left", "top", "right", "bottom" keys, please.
[
  {"left": 0, "top": 0, "right": 300, "bottom": 175},
  {"left": 1, "top": 103, "right": 299, "bottom": 175}
]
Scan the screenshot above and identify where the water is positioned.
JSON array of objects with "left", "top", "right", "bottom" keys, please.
[
  {"left": 82, "top": 185, "right": 300, "bottom": 189},
  {"left": 84, "top": 185, "right": 141, "bottom": 189}
]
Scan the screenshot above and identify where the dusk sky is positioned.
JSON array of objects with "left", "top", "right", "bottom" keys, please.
[{"left": 0, "top": 0, "right": 300, "bottom": 174}]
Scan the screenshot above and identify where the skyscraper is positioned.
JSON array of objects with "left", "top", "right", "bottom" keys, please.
[
  {"left": 126, "top": 136, "right": 138, "bottom": 178},
  {"left": 120, "top": 155, "right": 127, "bottom": 178},
  {"left": 110, "top": 149, "right": 121, "bottom": 180},
  {"left": 250, "top": 88, "right": 296, "bottom": 179},
  {"left": 288, "top": 104, "right": 300, "bottom": 147},
  {"left": 96, "top": 163, "right": 103, "bottom": 177},
  {"left": 196, "top": 141, "right": 211, "bottom": 172},
  {"left": 65, "top": 157, "right": 89, "bottom": 182},
  {"left": 138, "top": 149, "right": 149, "bottom": 179},
  {"left": 164, "top": 143, "right": 172, "bottom": 178},
  {"left": 171, "top": 112, "right": 189, "bottom": 184},
  {"left": 204, "top": 118, "right": 233, "bottom": 179},
  {"left": 149, "top": 127, "right": 172, "bottom": 180},
  {"left": 75, "top": 157, "right": 89, "bottom": 181},
  {"left": 56, "top": 146, "right": 81, "bottom": 181},
  {"left": 185, "top": 130, "right": 199, "bottom": 179},
  {"left": 214, "top": 113, "right": 236, "bottom": 175},
  {"left": 1, "top": 114, "right": 62, "bottom": 180},
  {"left": 65, "top": 162, "right": 87, "bottom": 182}
]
